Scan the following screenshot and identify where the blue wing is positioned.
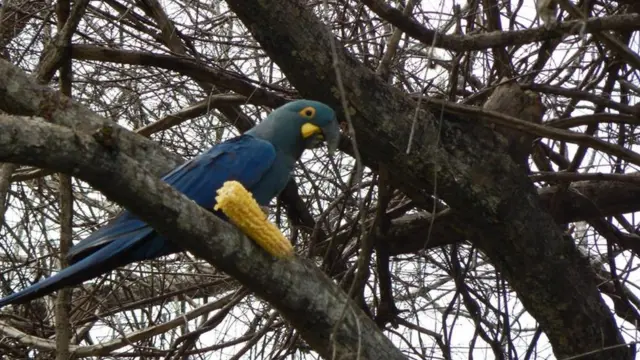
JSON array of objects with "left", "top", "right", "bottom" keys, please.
[
  {"left": 0, "top": 135, "right": 277, "bottom": 307},
  {"left": 68, "top": 135, "right": 276, "bottom": 263}
]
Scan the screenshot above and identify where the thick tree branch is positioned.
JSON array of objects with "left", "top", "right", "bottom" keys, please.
[
  {"left": 34, "top": 0, "right": 89, "bottom": 82},
  {"left": 0, "top": 114, "right": 405, "bottom": 360}
]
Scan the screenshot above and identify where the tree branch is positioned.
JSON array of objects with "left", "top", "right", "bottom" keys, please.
[
  {"left": 360, "top": 0, "right": 640, "bottom": 52},
  {"left": 70, "top": 45, "right": 287, "bottom": 109}
]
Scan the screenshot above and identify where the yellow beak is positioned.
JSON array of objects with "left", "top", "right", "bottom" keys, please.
[{"left": 301, "top": 123, "right": 323, "bottom": 139}]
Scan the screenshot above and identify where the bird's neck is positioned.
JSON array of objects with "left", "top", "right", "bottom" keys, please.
[{"left": 246, "top": 122, "right": 306, "bottom": 161}]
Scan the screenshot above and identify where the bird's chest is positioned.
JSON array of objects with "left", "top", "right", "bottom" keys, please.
[{"left": 251, "top": 153, "right": 295, "bottom": 205}]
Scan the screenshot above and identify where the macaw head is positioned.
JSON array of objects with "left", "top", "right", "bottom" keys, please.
[{"left": 248, "top": 100, "right": 341, "bottom": 158}]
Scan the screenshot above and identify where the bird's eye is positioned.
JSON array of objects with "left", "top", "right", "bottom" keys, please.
[{"left": 299, "top": 106, "right": 316, "bottom": 119}]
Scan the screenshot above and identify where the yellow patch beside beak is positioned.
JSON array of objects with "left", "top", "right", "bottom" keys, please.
[{"left": 301, "top": 123, "right": 323, "bottom": 139}]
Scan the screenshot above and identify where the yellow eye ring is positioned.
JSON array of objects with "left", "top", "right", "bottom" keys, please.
[{"left": 299, "top": 106, "right": 316, "bottom": 119}]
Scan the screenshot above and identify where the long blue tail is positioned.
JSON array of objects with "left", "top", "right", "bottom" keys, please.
[{"left": 0, "top": 233, "right": 154, "bottom": 307}]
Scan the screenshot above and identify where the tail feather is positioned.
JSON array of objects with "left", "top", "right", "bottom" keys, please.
[{"left": 0, "top": 235, "right": 146, "bottom": 308}]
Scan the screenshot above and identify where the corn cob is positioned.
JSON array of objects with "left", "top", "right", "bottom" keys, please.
[{"left": 214, "top": 181, "right": 294, "bottom": 258}]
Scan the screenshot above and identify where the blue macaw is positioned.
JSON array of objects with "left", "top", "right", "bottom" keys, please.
[{"left": 0, "top": 99, "right": 340, "bottom": 307}]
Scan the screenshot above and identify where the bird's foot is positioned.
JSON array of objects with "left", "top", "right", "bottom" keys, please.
[{"left": 260, "top": 206, "right": 270, "bottom": 218}]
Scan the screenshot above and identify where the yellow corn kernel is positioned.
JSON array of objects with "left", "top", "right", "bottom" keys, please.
[{"left": 214, "top": 181, "right": 294, "bottom": 258}]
